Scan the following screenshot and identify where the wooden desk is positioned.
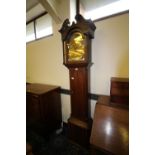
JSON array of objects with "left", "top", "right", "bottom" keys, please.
[
  {"left": 90, "top": 97, "right": 129, "bottom": 155},
  {"left": 97, "top": 95, "right": 129, "bottom": 109}
]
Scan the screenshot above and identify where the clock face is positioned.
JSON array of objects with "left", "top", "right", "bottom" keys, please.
[{"left": 67, "top": 32, "right": 86, "bottom": 62}]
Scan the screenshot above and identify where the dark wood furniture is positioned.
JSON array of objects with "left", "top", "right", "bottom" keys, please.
[
  {"left": 26, "top": 83, "right": 62, "bottom": 137},
  {"left": 110, "top": 77, "right": 129, "bottom": 105},
  {"left": 59, "top": 14, "right": 96, "bottom": 147},
  {"left": 26, "top": 143, "right": 33, "bottom": 155},
  {"left": 98, "top": 95, "right": 129, "bottom": 109},
  {"left": 90, "top": 96, "right": 129, "bottom": 155}
]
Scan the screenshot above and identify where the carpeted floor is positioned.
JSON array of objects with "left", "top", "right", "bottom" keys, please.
[{"left": 26, "top": 125, "right": 90, "bottom": 155}]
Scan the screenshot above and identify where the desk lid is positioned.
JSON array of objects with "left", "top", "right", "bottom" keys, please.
[{"left": 90, "top": 104, "right": 129, "bottom": 155}]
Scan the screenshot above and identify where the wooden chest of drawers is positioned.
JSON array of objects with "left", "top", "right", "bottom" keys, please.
[
  {"left": 26, "top": 83, "right": 62, "bottom": 136},
  {"left": 110, "top": 77, "right": 129, "bottom": 105}
]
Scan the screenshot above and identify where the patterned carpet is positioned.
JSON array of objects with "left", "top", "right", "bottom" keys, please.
[{"left": 26, "top": 126, "right": 90, "bottom": 155}]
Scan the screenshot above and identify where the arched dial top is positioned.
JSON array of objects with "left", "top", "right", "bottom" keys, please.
[
  {"left": 67, "top": 32, "right": 86, "bottom": 62},
  {"left": 59, "top": 14, "right": 96, "bottom": 67}
]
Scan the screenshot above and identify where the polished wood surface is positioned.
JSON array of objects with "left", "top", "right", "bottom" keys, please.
[
  {"left": 59, "top": 14, "right": 96, "bottom": 147},
  {"left": 111, "top": 77, "right": 129, "bottom": 82},
  {"left": 26, "top": 83, "right": 62, "bottom": 136},
  {"left": 26, "top": 83, "right": 59, "bottom": 95},
  {"left": 68, "top": 67, "right": 92, "bottom": 147},
  {"left": 69, "top": 67, "right": 89, "bottom": 121},
  {"left": 97, "top": 95, "right": 129, "bottom": 109},
  {"left": 90, "top": 102, "right": 129, "bottom": 155},
  {"left": 110, "top": 77, "right": 129, "bottom": 105}
]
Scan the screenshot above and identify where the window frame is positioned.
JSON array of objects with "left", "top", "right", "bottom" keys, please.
[{"left": 26, "top": 12, "right": 53, "bottom": 43}]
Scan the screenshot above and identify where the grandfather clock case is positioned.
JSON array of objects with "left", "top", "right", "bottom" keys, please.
[{"left": 59, "top": 14, "right": 96, "bottom": 147}]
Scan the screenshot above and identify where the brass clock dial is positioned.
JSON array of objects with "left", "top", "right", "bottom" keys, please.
[{"left": 67, "top": 32, "right": 86, "bottom": 61}]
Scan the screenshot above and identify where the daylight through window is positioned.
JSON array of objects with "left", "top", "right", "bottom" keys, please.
[{"left": 26, "top": 13, "right": 53, "bottom": 43}]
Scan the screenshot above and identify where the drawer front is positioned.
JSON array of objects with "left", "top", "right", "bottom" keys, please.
[
  {"left": 26, "top": 95, "right": 40, "bottom": 122},
  {"left": 110, "top": 95, "right": 129, "bottom": 105},
  {"left": 110, "top": 80, "right": 129, "bottom": 105},
  {"left": 111, "top": 82, "right": 129, "bottom": 89},
  {"left": 110, "top": 87, "right": 129, "bottom": 96}
]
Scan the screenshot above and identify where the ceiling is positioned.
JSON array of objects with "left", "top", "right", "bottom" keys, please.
[
  {"left": 26, "top": 0, "right": 45, "bottom": 22},
  {"left": 26, "top": 0, "right": 39, "bottom": 12},
  {"left": 26, "top": 0, "right": 119, "bottom": 22}
]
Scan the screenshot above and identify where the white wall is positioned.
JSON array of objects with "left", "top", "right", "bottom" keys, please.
[
  {"left": 26, "top": 13, "right": 129, "bottom": 122},
  {"left": 91, "top": 14, "right": 129, "bottom": 95},
  {"left": 26, "top": 21, "right": 69, "bottom": 88}
]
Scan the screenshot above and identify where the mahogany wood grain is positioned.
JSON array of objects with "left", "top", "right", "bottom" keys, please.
[
  {"left": 68, "top": 67, "right": 92, "bottom": 147},
  {"left": 90, "top": 103, "right": 129, "bottom": 155},
  {"left": 110, "top": 77, "right": 129, "bottom": 105},
  {"left": 97, "top": 95, "right": 129, "bottom": 109},
  {"left": 59, "top": 14, "right": 96, "bottom": 148},
  {"left": 26, "top": 83, "right": 62, "bottom": 136},
  {"left": 69, "top": 67, "right": 89, "bottom": 121}
]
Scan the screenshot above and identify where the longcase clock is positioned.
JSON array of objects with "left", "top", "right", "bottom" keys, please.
[{"left": 59, "top": 14, "right": 96, "bottom": 147}]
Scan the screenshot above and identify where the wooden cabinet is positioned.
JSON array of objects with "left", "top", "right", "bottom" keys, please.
[
  {"left": 26, "top": 83, "right": 62, "bottom": 136},
  {"left": 110, "top": 77, "right": 129, "bottom": 105}
]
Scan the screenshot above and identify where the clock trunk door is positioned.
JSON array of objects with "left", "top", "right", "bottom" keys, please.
[{"left": 69, "top": 67, "right": 89, "bottom": 121}]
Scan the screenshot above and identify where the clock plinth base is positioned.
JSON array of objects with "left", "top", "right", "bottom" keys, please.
[{"left": 68, "top": 117, "right": 92, "bottom": 148}]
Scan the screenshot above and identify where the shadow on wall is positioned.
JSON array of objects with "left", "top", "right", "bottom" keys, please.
[{"left": 116, "top": 50, "right": 129, "bottom": 77}]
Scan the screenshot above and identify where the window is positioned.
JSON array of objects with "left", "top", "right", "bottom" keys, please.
[
  {"left": 26, "top": 13, "right": 53, "bottom": 43},
  {"left": 83, "top": 0, "right": 129, "bottom": 21},
  {"left": 35, "top": 14, "right": 53, "bottom": 39},
  {"left": 26, "top": 22, "right": 35, "bottom": 42}
]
